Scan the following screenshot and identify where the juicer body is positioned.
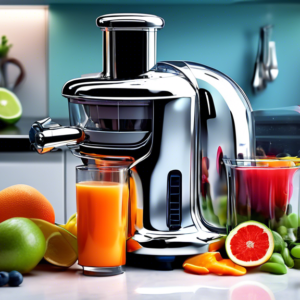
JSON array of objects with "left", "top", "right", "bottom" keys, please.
[
  {"left": 29, "top": 13, "right": 255, "bottom": 256},
  {"left": 126, "top": 61, "right": 254, "bottom": 255},
  {"left": 30, "top": 61, "right": 254, "bottom": 255}
]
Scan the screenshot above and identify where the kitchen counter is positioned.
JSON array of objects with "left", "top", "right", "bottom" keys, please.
[{"left": 1, "top": 262, "right": 299, "bottom": 299}]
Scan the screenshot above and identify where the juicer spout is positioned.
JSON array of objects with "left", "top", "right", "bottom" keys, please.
[{"left": 29, "top": 118, "right": 85, "bottom": 154}]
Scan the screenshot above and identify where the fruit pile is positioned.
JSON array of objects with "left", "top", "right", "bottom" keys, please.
[
  {"left": 0, "top": 184, "right": 78, "bottom": 287},
  {"left": 2, "top": 182, "right": 300, "bottom": 282},
  {"left": 183, "top": 220, "right": 300, "bottom": 276}
]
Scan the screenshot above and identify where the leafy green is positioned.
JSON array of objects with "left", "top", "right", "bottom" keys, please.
[{"left": 0, "top": 36, "right": 12, "bottom": 58}]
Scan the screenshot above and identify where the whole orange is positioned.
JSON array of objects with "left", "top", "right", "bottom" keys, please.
[{"left": 0, "top": 184, "right": 55, "bottom": 223}]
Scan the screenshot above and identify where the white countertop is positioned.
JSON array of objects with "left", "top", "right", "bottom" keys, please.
[{"left": 1, "top": 262, "right": 300, "bottom": 299}]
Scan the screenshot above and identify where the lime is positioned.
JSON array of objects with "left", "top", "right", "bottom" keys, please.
[
  {"left": 0, "top": 88, "right": 22, "bottom": 125},
  {"left": 0, "top": 218, "right": 46, "bottom": 274}
]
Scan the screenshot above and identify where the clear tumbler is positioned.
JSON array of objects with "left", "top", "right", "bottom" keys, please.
[
  {"left": 224, "top": 158, "right": 300, "bottom": 241},
  {"left": 76, "top": 165, "right": 129, "bottom": 276}
]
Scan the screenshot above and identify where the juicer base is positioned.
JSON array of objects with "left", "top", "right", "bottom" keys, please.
[
  {"left": 82, "top": 266, "right": 124, "bottom": 276},
  {"left": 129, "top": 227, "right": 223, "bottom": 256}
]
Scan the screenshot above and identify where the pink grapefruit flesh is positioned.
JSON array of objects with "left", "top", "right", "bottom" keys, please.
[{"left": 226, "top": 221, "right": 274, "bottom": 267}]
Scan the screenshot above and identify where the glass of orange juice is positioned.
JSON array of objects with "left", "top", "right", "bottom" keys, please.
[{"left": 76, "top": 165, "right": 129, "bottom": 276}]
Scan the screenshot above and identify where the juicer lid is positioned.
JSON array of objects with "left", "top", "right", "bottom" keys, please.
[
  {"left": 61, "top": 62, "right": 196, "bottom": 100},
  {"left": 96, "top": 13, "right": 165, "bottom": 30}
]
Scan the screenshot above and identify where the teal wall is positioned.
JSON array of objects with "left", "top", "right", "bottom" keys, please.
[{"left": 49, "top": 4, "right": 300, "bottom": 118}]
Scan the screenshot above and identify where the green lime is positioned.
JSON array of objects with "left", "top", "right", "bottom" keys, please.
[
  {"left": 0, "top": 218, "right": 46, "bottom": 273},
  {"left": 0, "top": 88, "right": 22, "bottom": 125}
]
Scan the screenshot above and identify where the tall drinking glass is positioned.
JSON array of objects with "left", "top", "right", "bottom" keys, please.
[
  {"left": 76, "top": 165, "right": 129, "bottom": 276},
  {"left": 224, "top": 158, "right": 300, "bottom": 238}
]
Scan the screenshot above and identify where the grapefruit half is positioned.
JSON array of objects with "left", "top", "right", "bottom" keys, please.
[{"left": 226, "top": 221, "right": 274, "bottom": 267}]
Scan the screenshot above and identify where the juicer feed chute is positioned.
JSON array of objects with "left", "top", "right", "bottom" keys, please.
[{"left": 29, "top": 13, "right": 255, "bottom": 256}]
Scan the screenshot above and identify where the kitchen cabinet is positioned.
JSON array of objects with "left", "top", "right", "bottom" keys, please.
[
  {"left": 0, "top": 150, "right": 81, "bottom": 224},
  {"left": 0, "top": 118, "right": 72, "bottom": 224},
  {"left": 0, "top": 152, "right": 65, "bottom": 224}
]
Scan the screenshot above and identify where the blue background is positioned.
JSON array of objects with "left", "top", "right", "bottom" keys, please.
[{"left": 49, "top": 3, "right": 300, "bottom": 118}]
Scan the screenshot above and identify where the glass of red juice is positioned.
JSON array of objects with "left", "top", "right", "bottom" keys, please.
[{"left": 224, "top": 159, "right": 300, "bottom": 239}]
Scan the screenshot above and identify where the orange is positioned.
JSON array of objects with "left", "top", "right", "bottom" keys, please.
[
  {"left": 257, "top": 160, "right": 295, "bottom": 168},
  {"left": 0, "top": 184, "right": 55, "bottom": 223}
]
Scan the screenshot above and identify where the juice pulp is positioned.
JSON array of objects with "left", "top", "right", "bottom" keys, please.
[{"left": 76, "top": 181, "right": 128, "bottom": 267}]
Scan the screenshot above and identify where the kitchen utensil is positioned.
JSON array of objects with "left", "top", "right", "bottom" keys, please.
[
  {"left": 29, "top": 13, "right": 255, "bottom": 257},
  {"left": 268, "top": 41, "right": 279, "bottom": 81},
  {"left": 261, "top": 25, "right": 273, "bottom": 82},
  {"left": 252, "top": 38, "right": 267, "bottom": 93},
  {"left": 252, "top": 25, "right": 278, "bottom": 93},
  {"left": 0, "top": 57, "right": 25, "bottom": 91},
  {"left": 76, "top": 165, "right": 129, "bottom": 276}
]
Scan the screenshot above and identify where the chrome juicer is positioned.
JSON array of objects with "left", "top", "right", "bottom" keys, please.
[{"left": 29, "top": 14, "right": 255, "bottom": 256}]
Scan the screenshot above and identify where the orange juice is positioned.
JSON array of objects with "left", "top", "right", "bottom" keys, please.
[
  {"left": 136, "top": 208, "right": 143, "bottom": 230},
  {"left": 76, "top": 181, "right": 128, "bottom": 267}
]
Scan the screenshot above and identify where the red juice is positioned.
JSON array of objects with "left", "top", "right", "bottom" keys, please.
[{"left": 233, "top": 167, "right": 297, "bottom": 220}]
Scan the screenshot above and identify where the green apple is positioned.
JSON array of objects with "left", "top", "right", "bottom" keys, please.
[{"left": 0, "top": 218, "right": 46, "bottom": 273}]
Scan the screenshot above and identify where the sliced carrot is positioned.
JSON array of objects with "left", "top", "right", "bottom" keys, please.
[
  {"left": 183, "top": 252, "right": 246, "bottom": 276},
  {"left": 183, "top": 263, "right": 209, "bottom": 274}
]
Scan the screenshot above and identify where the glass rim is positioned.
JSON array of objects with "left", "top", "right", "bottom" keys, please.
[
  {"left": 223, "top": 158, "right": 300, "bottom": 169},
  {"left": 76, "top": 165, "right": 128, "bottom": 172}
]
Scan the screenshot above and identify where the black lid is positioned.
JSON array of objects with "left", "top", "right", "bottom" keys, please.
[{"left": 96, "top": 13, "right": 165, "bottom": 30}]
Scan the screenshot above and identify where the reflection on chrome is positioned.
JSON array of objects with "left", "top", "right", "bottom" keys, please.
[{"left": 135, "top": 285, "right": 227, "bottom": 295}]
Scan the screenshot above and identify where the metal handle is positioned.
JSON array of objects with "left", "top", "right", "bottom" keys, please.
[
  {"left": 261, "top": 25, "right": 272, "bottom": 68},
  {"left": 29, "top": 118, "right": 84, "bottom": 154}
]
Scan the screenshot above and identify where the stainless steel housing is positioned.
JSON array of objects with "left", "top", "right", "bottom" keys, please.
[
  {"left": 62, "top": 61, "right": 254, "bottom": 255},
  {"left": 29, "top": 13, "right": 255, "bottom": 256}
]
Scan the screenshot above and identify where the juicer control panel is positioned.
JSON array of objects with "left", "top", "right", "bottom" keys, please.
[{"left": 167, "top": 170, "right": 182, "bottom": 230}]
